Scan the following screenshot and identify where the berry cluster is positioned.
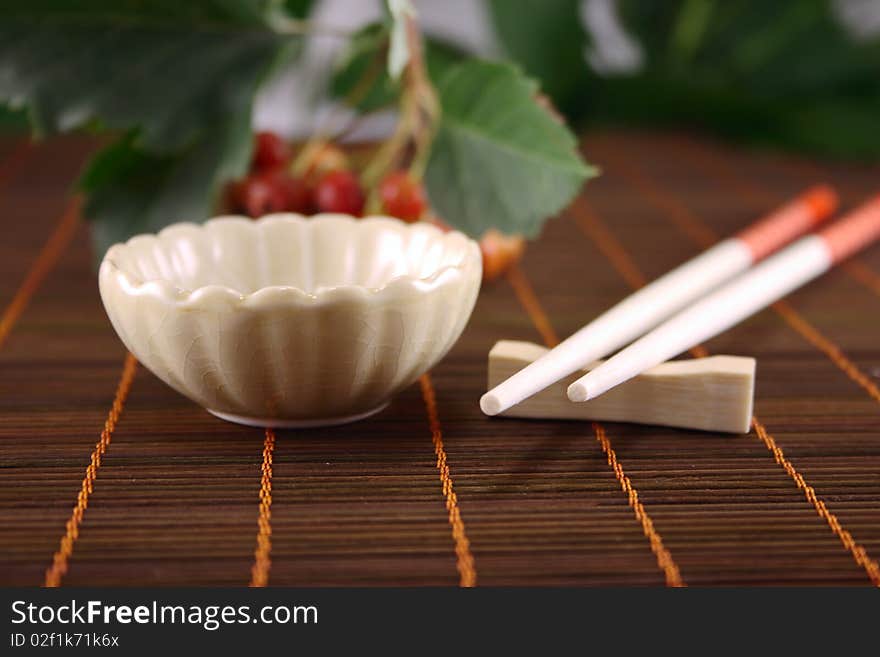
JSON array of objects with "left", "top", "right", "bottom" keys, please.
[
  {"left": 226, "top": 131, "right": 425, "bottom": 222},
  {"left": 226, "top": 131, "right": 523, "bottom": 282}
]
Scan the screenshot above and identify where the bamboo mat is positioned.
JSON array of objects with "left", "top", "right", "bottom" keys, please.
[{"left": 1, "top": 131, "right": 878, "bottom": 587}]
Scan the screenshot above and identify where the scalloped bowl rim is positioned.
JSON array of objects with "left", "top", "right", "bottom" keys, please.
[{"left": 99, "top": 213, "right": 483, "bottom": 308}]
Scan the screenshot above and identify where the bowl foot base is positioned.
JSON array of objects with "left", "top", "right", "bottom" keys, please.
[{"left": 207, "top": 403, "right": 390, "bottom": 429}]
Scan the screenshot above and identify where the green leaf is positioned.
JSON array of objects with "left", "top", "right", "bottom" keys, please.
[
  {"left": 586, "top": 74, "right": 880, "bottom": 160},
  {"left": 608, "top": 0, "right": 880, "bottom": 159},
  {"left": 83, "top": 112, "right": 252, "bottom": 260},
  {"left": 494, "top": 0, "right": 880, "bottom": 159},
  {"left": 330, "top": 24, "right": 395, "bottom": 112},
  {"left": 487, "top": 0, "right": 591, "bottom": 118},
  {"left": 425, "top": 60, "right": 596, "bottom": 238},
  {"left": 0, "top": 1, "right": 303, "bottom": 258},
  {"left": 283, "top": 0, "right": 315, "bottom": 19},
  {"left": 0, "top": 1, "right": 296, "bottom": 152},
  {"left": 330, "top": 23, "right": 464, "bottom": 113}
]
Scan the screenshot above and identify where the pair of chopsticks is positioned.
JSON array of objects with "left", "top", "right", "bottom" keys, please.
[{"left": 481, "top": 185, "right": 880, "bottom": 415}]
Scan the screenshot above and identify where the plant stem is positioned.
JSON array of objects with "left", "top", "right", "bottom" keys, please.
[
  {"left": 291, "top": 33, "right": 389, "bottom": 177},
  {"left": 403, "top": 14, "right": 440, "bottom": 180},
  {"left": 362, "top": 13, "right": 440, "bottom": 188}
]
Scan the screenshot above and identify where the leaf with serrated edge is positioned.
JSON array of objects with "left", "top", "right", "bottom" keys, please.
[
  {"left": 0, "top": 2, "right": 303, "bottom": 259},
  {"left": 425, "top": 60, "right": 596, "bottom": 238},
  {"left": 488, "top": 0, "right": 591, "bottom": 116},
  {"left": 0, "top": 3, "right": 295, "bottom": 152},
  {"left": 85, "top": 111, "right": 253, "bottom": 262}
]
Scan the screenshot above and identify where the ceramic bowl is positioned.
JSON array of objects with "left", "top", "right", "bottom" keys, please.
[{"left": 98, "top": 214, "right": 482, "bottom": 427}]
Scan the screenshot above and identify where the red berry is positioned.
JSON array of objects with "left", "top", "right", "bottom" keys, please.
[
  {"left": 480, "top": 229, "right": 526, "bottom": 282},
  {"left": 252, "top": 131, "right": 290, "bottom": 171},
  {"left": 314, "top": 170, "right": 365, "bottom": 216},
  {"left": 223, "top": 181, "right": 242, "bottom": 213},
  {"left": 228, "top": 171, "right": 315, "bottom": 217},
  {"left": 379, "top": 171, "right": 427, "bottom": 223},
  {"left": 275, "top": 174, "right": 314, "bottom": 214},
  {"left": 227, "top": 173, "right": 287, "bottom": 218}
]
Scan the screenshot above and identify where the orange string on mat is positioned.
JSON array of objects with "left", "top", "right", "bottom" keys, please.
[
  {"left": 843, "top": 259, "right": 880, "bottom": 298},
  {"left": 570, "top": 199, "right": 648, "bottom": 292},
  {"left": 419, "top": 374, "right": 477, "bottom": 587},
  {"left": 505, "top": 265, "right": 559, "bottom": 347},
  {"left": 568, "top": 163, "right": 880, "bottom": 586},
  {"left": 45, "top": 352, "right": 138, "bottom": 587},
  {"left": 752, "top": 418, "right": 880, "bottom": 586},
  {"left": 0, "top": 196, "right": 80, "bottom": 349},
  {"left": 250, "top": 428, "right": 276, "bottom": 587},
  {"left": 592, "top": 423, "right": 684, "bottom": 587},
  {"left": 570, "top": 197, "right": 710, "bottom": 360},
  {"left": 772, "top": 300, "right": 880, "bottom": 404},
  {"left": 505, "top": 263, "right": 686, "bottom": 587}
]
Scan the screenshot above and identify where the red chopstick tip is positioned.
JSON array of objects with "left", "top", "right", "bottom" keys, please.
[
  {"left": 804, "top": 184, "right": 839, "bottom": 222},
  {"left": 820, "top": 195, "right": 880, "bottom": 264},
  {"left": 736, "top": 184, "right": 839, "bottom": 261}
]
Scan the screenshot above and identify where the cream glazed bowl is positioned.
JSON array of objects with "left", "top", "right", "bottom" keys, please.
[{"left": 98, "top": 214, "right": 482, "bottom": 428}]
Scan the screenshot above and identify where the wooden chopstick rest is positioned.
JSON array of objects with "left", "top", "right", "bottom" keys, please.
[{"left": 488, "top": 340, "right": 755, "bottom": 433}]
